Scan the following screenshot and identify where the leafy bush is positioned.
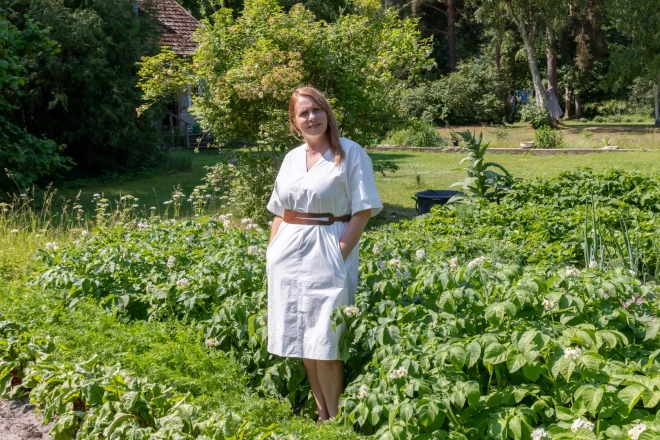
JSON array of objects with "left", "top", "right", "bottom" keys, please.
[
  {"left": 593, "top": 115, "right": 606, "bottom": 123},
  {"left": 401, "top": 58, "right": 505, "bottom": 125},
  {"left": 610, "top": 115, "right": 623, "bottom": 123},
  {"left": 623, "top": 117, "right": 633, "bottom": 123},
  {"left": 519, "top": 103, "right": 549, "bottom": 129},
  {"left": 381, "top": 120, "right": 445, "bottom": 147},
  {"left": 534, "top": 126, "right": 564, "bottom": 149},
  {"left": 579, "top": 118, "right": 589, "bottom": 123}
]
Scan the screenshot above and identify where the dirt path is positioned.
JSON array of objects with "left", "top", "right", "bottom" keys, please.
[{"left": 0, "top": 398, "right": 53, "bottom": 440}]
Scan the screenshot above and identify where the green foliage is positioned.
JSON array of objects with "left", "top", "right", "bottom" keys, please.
[
  {"left": 29, "top": 167, "right": 660, "bottom": 438},
  {"left": 381, "top": 120, "right": 446, "bottom": 147},
  {"left": 534, "top": 126, "right": 564, "bottom": 149},
  {"left": 402, "top": 57, "right": 505, "bottom": 125},
  {"left": 520, "top": 103, "right": 550, "bottom": 129},
  {"left": 450, "top": 131, "right": 516, "bottom": 202},
  {"left": 139, "top": 0, "right": 433, "bottom": 151},
  {"left": 5, "top": 0, "right": 162, "bottom": 178},
  {"left": 0, "top": 9, "right": 73, "bottom": 191},
  {"left": 593, "top": 116, "right": 606, "bottom": 123},
  {"left": 579, "top": 118, "right": 589, "bottom": 123},
  {"left": 200, "top": 152, "right": 277, "bottom": 225}
]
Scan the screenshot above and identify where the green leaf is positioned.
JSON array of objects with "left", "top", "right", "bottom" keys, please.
[
  {"left": 506, "top": 351, "right": 526, "bottom": 374},
  {"left": 522, "top": 363, "right": 542, "bottom": 382},
  {"left": 645, "top": 320, "right": 660, "bottom": 341},
  {"left": 466, "top": 340, "right": 481, "bottom": 369},
  {"left": 618, "top": 384, "right": 645, "bottom": 415},
  {"left": 483, "top": 343, "right": 508, "bottom": 365}
]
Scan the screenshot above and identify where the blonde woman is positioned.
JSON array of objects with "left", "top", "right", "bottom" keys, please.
[{"left": 266, "top": 86, "right": 382, "bottom": 421}]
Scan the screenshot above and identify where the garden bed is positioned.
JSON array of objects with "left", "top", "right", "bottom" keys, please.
[{"left": 0, "top": 398, "right": 53, "bottom": 440}]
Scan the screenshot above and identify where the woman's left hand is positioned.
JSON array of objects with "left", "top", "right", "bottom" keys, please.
[{"left": 338, "top": 210, "right": 371, "bottom": 260}]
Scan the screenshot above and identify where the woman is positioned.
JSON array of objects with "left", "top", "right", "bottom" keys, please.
[{"left": 266, "top": 86, "right": 382, "bottom": 421}]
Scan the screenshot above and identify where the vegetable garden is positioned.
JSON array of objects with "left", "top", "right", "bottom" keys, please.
[{"left": 2, "top": 167, "right": 659, "bottom": 439}]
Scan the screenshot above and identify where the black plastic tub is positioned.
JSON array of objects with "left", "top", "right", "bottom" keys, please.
[{"left": 412, "top": 190, "right": 460, "bottom": 215}]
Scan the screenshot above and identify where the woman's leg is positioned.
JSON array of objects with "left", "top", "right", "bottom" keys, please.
[
  {"left": 316, "top": 360, "right": 344, "bottom": 418},
  {"left": 302, "top": 358, "right": 329, "bottom": 420}
]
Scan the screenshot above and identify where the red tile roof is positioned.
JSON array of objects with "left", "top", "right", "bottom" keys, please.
[{"left": 138, "top": 0, "right": 201, "bottom": 55}]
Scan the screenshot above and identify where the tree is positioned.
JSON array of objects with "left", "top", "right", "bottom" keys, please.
[
  {"left": 0, "top": 9, "right": 73, "bottom": 190},
  {"left": 607, "top": 0, "right": 660, "bottom": 125},
  {"left": 138, "top": 0, "right": 433, "bottom": 157}
]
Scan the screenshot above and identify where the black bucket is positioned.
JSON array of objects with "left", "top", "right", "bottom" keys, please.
[{"left": 412, "top": 190, "right": 460, "bottom": 215}]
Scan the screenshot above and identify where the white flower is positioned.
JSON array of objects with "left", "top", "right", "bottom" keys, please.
[
  {"left": 19, "top": 193, "right": 26, "bottom": 198},
  {"left": 377, "top": 261, "right": 386, "bottom": 270},
  {"left": 372, "top": 245, "right": 382, "bottom": 255},
  {"left": 629, "top": 270, "right": 637, "bottom": 277},
  {"left": 241, "top": 218, "right": 252, "bottom": 224},
  {"left": 565, "top": 266, "right": 581, "bottom": 277},
  {"left": 163, "top": 200, "right": 172, "bottom": 205},
  {"left": 257, "top": 317, "right": 265, "bottom": 326},
  {"left": 93, "top": 193, "right": 100, "bottom": 198},
  {"left": 150, "top": 206, "right": 156, "bottom": 210},
  {"left": 429, "top": 319, "right": 438, "bottom": 328},
  {"left": 45, "top": 242, "right": 59, "bottom": 251},
  {"left": 205, "top": 194, "right": 212, "bottom": 198},
  {"left": 81, "top": 230, "right": 89, "bottom": 237},
  {"left": 120, "top": 196, "right": 126, "bottom": 201},
  {"left": 132, "top": 204, "right": 139, "bottom": 208},
  {"left": 571, "top": 418, "right": 594, "bottom": 432},
  {"left": 542, "top": 299, "right": 556, "bottom": 311},
  {"left": 176, "top": 278, "right": 189, "bottom": 288},
  {"left": 531, "top": 427, "right": 549, "bottom": 439},
  {"left": 267, "top": 221, "right": 273, "bottom": 226},
  {"left": 449, "top": 257, "right": 459, "bottom": 270},
  {"left": 628, "top": 423, "right": 647, "bottom": 440},
  {"left": 167, "top": 256, "right": 175, "bottom": 268},
  {"left": 137, "top": 221, "right": 148, "bottom": 230},
  {"left": 247, "top": 245, "right": 257, "bottom": 256},
  {"left": 564, "top": 346, "right": 582, "bottom": 360},
  {"left": 344, "top": 306, "right": 360, "bottom": 317},
  {"left": 134, "top": 198, "right": 139, "bottom": 202},
  {"left": 223, "top": 219, "right": 231, "bottom": 228},
  {"left": 388, "top": 258, "right": 401, "bottom": 268},
  {"left": 205, "top": 338, "right": 219, "bottom": 347},
  {"left": 415, "top": 249, "right": 426, "bottom": 260},
  {"left": 357, "top": 384, "right": 369, "bottom": 399},
  {"left": 10, "top": 229, "right": 18, "bottom": 233},
  {"left": 467, "top": 256, "right": 485, "bottom": 269},
  {"left": 389, "top": 366, "right": 408, "bottom": 379},
  {"left": 588, "top": 260, "right": 598, "bottom": 269}
]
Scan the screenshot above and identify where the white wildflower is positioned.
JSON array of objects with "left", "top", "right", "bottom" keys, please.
[
  {"left": 205, "top": 194, "right": 212, "bottom": 198},
  {"left": 372, "top": 244, "right": 382, "bottom": 255},
  {"left": 81, "top": 230, "right": 89, "bottom": 237},
  {"left": 176, "top": 278, "right": 189, "bottom": 288},
  {"left": 45, "top": 242, "right": 59, "bottom": 251},
  {"left": 542, "top": 299, "right": 556, "bottom": 311},
  {"left": 467, "top": 256, "right": 485, "bottom": 269},
  {"left": 564, "top": 346, "right": 582, "bottom": 360},
  {"left": 167, "top": 256, "right": 175, "bottom": 268},
  {"left": 571, "top": 418, "right": 594, "bottom": 432},
  {"left": 10, "top": 229, "right": 18, "bottom": 233},
  {"left": 223, "top": 219, "right": 231, "bottom": 228},
  {"left": 134, "top": 198, "right": 138, "bottom": 202},
  {"left": 628, "top": 423, "right": 646, "bottom": 440},
  {"left": 247, "top": 245, "right": 257, "bottom": 256},
  {"left": 150, "top": 206, "right": 156, "bottom": 210},
  {"left": 429, "top": 319, "right": 438, "bottom": 328},
  {"left": 344, "top": 306, "right": 360, "bottom": 317},
  {"left": 565, "top": 266, "right": 581, "bottom": 277},
  {"left": 241, "top": 218, "right": 252, "bottom": 224},
  {"left": 120, "top": 196, "right": 126, "bottom": 201},
  {"left": 629, "top": 270, "right": 637, "bottom": 277},
  {"left": 132, "top": 204, "right": 139, "bottom": 208},
  {"left": 531, "top": 427, "right": 549, "bottom": 439},
  {"left": 415, "top": 249, "right": 426, "bottom": 260},
  {"left": 357, "top": 384, "right": 369, "bottom": 399},
  {"left": 449, "top": 257, "right": 459, "bottom": 270},
  {"left": 163, "top": 200, "right": 172, "bottom": 205},
  {"left": 137, "top": 221, "right": 148, "bottom": 230},
  {"left": 205, "top": 338, "right": 219, "bottom": 347},
  {"left": 389, "top": 366, "right": 408, "bottom": 379},
  {"left": 388, "top": 258, "right": 402, "bottom": 268},
  {"left": 19, "top": 193, "right": 26, "bottom": 198},
  {"left": 588, "top": 260, "right": 598, "bottom": 269},
  {"left": 93, "top": 193, "right": 100, "bottom": 198}
]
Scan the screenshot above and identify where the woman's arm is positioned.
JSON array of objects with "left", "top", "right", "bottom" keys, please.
[
  {"left": 269, "top": 215, "right": 284, "bottom": 244},
  {"left": 339, "top": 209, "right": 372, "bottom": 260}
]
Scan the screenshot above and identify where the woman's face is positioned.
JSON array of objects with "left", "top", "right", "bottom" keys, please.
[{"left": 293, "top": 96, "right": 328, "bottom": 140}]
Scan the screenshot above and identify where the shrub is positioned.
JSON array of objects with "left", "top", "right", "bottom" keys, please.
[
  {"left": 636, "top": 117, "right": 645, "bottom": 122},
  {"left": 534, "top": 126, "right": 564, "bottom": 149},
  {"left": 623, "top": 117, "right": 633, "bottom": 123},
  {"left": 610, "top": 115, "right": 623, "bottom": 123},
  {"left": 520, "top": 102, "right": 549, "bottom": 128},
  {"left": 401, "top": 57, "right": 505, "bottom": 125},
  {"left": 381, "top": 120, "right": 445, "bottom": 147},
  {"left": 593, "top": 115, "right": 606, "bottom": 123},
  {"left": 579, "top": 117, "right": 589, "bottom": 123}
]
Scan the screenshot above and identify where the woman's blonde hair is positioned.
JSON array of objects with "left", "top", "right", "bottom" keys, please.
[{"left": 289, "top": 86, "right": 345, "bottom": 165}]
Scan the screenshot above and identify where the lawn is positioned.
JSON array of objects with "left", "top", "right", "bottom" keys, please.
[
  {"left": 51, "top": 146, "right": 660, "bottom": 227},
  {"left": 435, "top": 121, "right": 660, "bottom": 150}
]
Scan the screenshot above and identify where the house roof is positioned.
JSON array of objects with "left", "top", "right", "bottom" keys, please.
[{"left": 138, "top": 0, "right": 201, "bottom": 56}]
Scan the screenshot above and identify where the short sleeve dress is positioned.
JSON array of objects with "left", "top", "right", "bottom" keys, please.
[{"left": 266, "top": 138, "right": 383, "bottom": 360}]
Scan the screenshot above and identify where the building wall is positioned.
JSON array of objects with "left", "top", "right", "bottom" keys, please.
[{"left": 178, "top": 87, "right": 196, "bottom": 126}]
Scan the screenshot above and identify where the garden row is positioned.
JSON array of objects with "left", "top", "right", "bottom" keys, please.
[{"left": 30, "top": 168, "right": 660, "bottom": 439}]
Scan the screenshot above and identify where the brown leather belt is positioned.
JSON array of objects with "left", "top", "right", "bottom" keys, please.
[{"left": 283, "top": 209, "right": 351, "bottom": 226}]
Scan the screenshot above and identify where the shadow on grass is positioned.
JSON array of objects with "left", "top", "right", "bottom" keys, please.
[{"left": 366, "top": 202, "right": 418, "bottom": 230}]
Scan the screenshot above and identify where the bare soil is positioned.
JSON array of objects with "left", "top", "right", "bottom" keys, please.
[{"left": 0, "top": 398, "right": 53, "bottom": 440}]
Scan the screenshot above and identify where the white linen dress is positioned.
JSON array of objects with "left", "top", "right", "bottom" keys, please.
[{"left": 266, "top": 138, "right": 383, "bottom": 360}]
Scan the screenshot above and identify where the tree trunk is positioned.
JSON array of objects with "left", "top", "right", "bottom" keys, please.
[
  {"left": 447, "top": 0, "right": 457, "bottom": 72},
  {"left": 575, "top": 93, "right": 582, "bottom": 118},
  {"left": 564, "top": 88, "right": 572, "bottom": 119},
  {"left": 655, "top": 85, "right": 660, "bottom": 126},
  {"left": 546, "top": 29, "right": 559, "bottom": 100},
  {"left": 495, "top": 39, "right": 501, "bottom": 76},
  {"left": 505, "top": 1, "right": 547, "bottom": 110}
]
